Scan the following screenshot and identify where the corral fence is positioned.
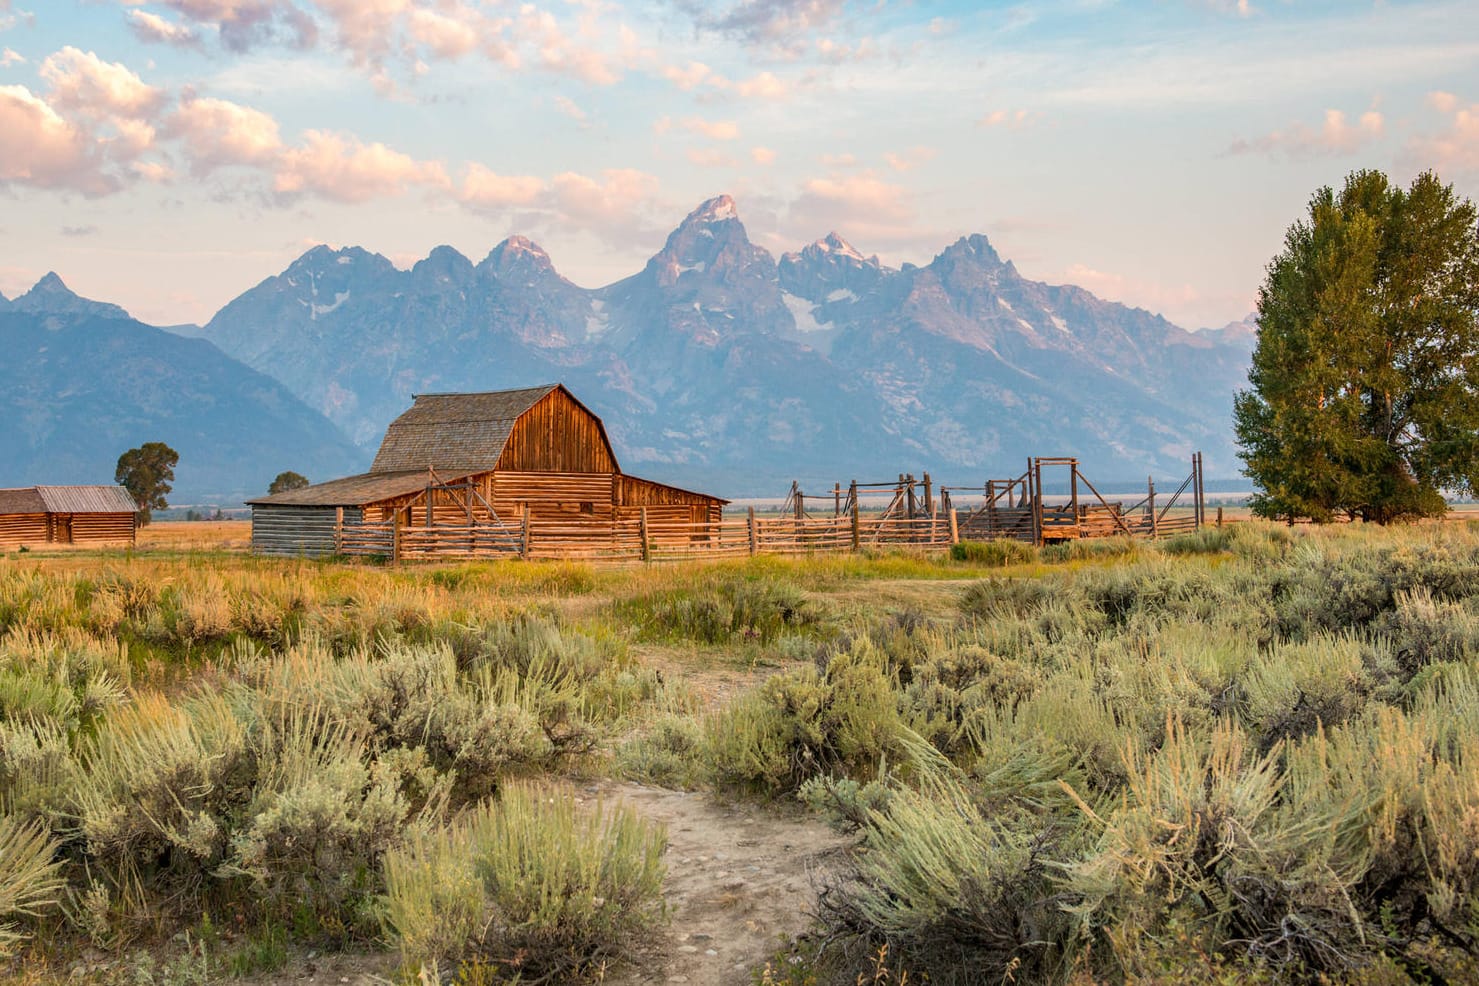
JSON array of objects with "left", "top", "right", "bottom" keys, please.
[{"left": 332, "top": 453, "right": 1210, "bottom": 564}]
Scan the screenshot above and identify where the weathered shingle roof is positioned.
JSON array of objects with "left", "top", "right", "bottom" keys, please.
[
  {"left": 0, "top": 486, "right": 136, "bottom": 514},
  {"left": 0, "top": 488, "right": 47, "bottom": 514},
  {"left": 370, "top": 384, "right": 559, "bottom": 474},
  {"left": 246, "top": 470, "right": 475, "bottom": 507}
]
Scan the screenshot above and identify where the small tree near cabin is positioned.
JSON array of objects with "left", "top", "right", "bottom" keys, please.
[
  {"left": 268, "top": 471, "right": 310, "bottom": 494},
  {"left": 1234, "top": 169, "right": 1479, "bottom": 523},
  {"left": 115, "top": 442, "right": 179, "bottom": 525}
]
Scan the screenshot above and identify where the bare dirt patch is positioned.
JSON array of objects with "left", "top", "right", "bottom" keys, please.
[{"left": 594, "top": 782, "right": 850, "bottom": 986}]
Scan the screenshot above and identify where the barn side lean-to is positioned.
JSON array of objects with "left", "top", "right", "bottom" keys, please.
[{"left": 247, "top": 384, "right": 727, "bottom": 558}]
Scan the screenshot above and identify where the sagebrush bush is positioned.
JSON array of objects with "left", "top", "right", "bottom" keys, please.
[
  {"left": 381, "top": 782, "right": 667, "bottom": 980},
  {"left": 0, "top": 813, "right": 65, "bottom": 954}
]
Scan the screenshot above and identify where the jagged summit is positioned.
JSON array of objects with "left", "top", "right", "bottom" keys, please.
[
  {"left": 683, "top": 194, "right": 740, "bottom": 226},
  {"left": 816, "top": 232, "right": 867, "bottom": 262},
  {"left": 13, "top": 272, "right": 130, "bottom": 320},
  {"left": 480, "top": 235, "right": 557, "bottom": 276}
]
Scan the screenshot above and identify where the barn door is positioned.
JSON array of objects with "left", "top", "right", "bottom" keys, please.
[{"left": 55, "top": 514, "right": 73, "bottom": 543}]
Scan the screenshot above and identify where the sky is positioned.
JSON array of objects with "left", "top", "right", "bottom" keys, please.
[{"left": 0, "top": 0, "right": 1477, "bottom": 330}]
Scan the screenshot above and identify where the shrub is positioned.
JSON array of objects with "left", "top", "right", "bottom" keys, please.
[
  {"left": 949, "top": 539, "right": 1035, "bottom": 566},
  {"left": 0, "top": 813, "right": 65, "bottom": 955},
  {"left": 1159, "top": 526, "right": 1232, "bottom": 555},
  {"left": 705, "top": 642, "right": 904, "bottom": 795},
  {"left": 615, "top": 713, "right": 705, "bottom": 788},
  {"left": 381, "top": 782, "right": 667, "bottom": 981}
]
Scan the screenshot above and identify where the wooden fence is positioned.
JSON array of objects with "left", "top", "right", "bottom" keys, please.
[
  {"left": 330, "top": 453, "right": 1209, "bottom": 564},
  {"left": 332, "top": 505, "right": 961, "bottom": 564}
]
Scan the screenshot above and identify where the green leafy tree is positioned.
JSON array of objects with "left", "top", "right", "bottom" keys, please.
[
  {"left": 268, "top": 470, "right": 310, "bottom": 494},
  {"left": 114, "top": 442, "right": 179, "bottom": 525},
  {"left": 1234, "top": 170, "right": 1479, "bottom": 523}
]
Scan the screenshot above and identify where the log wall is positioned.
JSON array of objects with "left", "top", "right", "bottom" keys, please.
[
  {"left": 0, "top": 513, "right": 47, "bottom": 547},
  {"left": 69, "top": 514, "right": 136, "bottom": 544},
  {"left": 252, "top": 505, "right": 363, "bottom": 557}
]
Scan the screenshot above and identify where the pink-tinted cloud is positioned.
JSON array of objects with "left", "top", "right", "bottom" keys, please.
[
  {"left": 680, "top": 116, "right": 740, "bottom": 140},
  {"left": 0, "top": 84, "right": 114, "bottom": 195},
  {"left": 40, "top": 47, "right": 165, "bottom": 120},
  {"left": 978, "top": 108, "right": 1031, "bottom": 128},
  {"left": 549, "top": 167, "right": 663, "bottom": 243},
  {"left": 789, "top": 172, "right": 915, "bottom": 238},
  {"left": 1, "top": 48, "right": 26, "bottom": 67},
  {"left": 751, "top": 146, "right": 776, "bottom": 165},
  {"left": 686, "top": 147, "right": 734, "bottom": 167},
  {"left": 143, "top": 0, "right": 317, "bottom": 52},
  {"left": 1409, "top": 92, "right": 1479, "bottom": 175},
  {"left": 552, "top": 94, "right": 587, "bottom": 123},
  {"left": 274, "top": 129, "right": 449, "bottom": 202},
  {"left": 883, "top": 146, "right": 936, "bottom": 172},
  {"left": 168, "top": 94, "right": 283, "bottom": 171},
  {"left": 1227, "top": 107, "right": 1384, "bottom": 157},
  {"left": 459, "top": 163, "right": 545, "bottom": 208},
  {"left": 734, "top": 70, "right": 786, "bottom": 100},
  {"left": 126, "top": 9, "right": 201, "bottom": 47}
]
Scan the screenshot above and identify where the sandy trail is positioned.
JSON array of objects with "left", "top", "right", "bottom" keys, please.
[{"left": 594, "top": 782, "right": 850, "bottom": 986}]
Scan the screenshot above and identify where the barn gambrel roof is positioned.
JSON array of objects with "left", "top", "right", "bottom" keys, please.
[{"left": 368, "top": 384, "right": 618, "bottom": 474}]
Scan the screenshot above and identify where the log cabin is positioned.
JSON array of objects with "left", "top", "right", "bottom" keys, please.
[
  {"left": 0, "top": 486, "right": 139, "bottom": 548},
  {"left": 247, "top": 384, "right": 727, "bottom": 557}
]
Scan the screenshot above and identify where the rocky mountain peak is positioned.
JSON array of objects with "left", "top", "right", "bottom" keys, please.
[
  {"left": 479, "top": 235, "right": 558, "bottom": 280},
  {"left": 13, "top": 272, "right": 130, "bottom": 320},
  {"left": 936, "top": 234, "right": 1005, "bottom": 269},
  {"left": 687, "top": 194, "right": 739, "bottom": 224}
]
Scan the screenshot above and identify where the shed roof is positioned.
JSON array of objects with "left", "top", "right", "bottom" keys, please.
[
  {"left": 370, "top": 384, "right": 561, "bottom": 474},
  {"left": 35, "top": 486, "right": 139, "bottom": 513},
  {"left": 246, "top": 470, "right": 473, "bottom": 508}
]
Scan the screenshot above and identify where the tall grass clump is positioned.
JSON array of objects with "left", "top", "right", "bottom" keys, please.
[
  {"left": 949, "top": 539, "right": 1035, "bottom": 566},
  {"left": 0, "top": 814, "right": 65, "bottom": 954},
  {"left": 381, "top": 781, "right": 666, "bottom": 981}
]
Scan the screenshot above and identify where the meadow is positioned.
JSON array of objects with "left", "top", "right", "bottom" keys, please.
[{"left": 0, "top": 519, "right": 1476, "bottom": 985}]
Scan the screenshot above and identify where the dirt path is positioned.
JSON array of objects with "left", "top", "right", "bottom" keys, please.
[
  {"left": 594, "top": 781, "right": 851, "bottom": 986},
  {"left": 232, "top": 782, "right": 848, "bottom": 986}
]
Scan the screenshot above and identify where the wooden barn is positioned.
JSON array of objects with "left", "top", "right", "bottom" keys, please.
[
  {"left": 0, "top": 486, "right": 139, "bottom": 548},
  {"left": 248, "top": 384, "right": 727, "bottom": 557}
]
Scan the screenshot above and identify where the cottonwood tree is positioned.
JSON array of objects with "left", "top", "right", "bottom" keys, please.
[
  {"left": 115, "top": 442, "right": 179, "bottom": 524},
  {"left": 1234, "top": 170, "right": 1479, "bottom": 523},
  {"left": 268, "top": 470, "right": 310, "bottom": 494}
]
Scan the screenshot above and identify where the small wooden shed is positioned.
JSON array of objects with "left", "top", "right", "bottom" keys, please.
[
  {"left": 248, "top": 384, "right": 726, "bottom": 557},
  {"left": 0, "top": 486, "right": 138, "bottom": 547}
]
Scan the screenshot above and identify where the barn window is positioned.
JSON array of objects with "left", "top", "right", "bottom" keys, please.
[{"left": 581, "top": 502, "right": 594, "bottom": 514}]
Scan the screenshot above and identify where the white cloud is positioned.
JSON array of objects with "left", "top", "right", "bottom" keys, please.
[
  {"left": 751, "top": 146, "right": 776, "bottom": 165},
  {"left": 789, "top": 172, "right": 916, "bottom": 239},
  {"left": 0, "top": 48, "right": 24, "bottom": 67},
  {"left": 549, "top": 167, "right": 662, "bottom": 243},
  {"left": 1227, "top": 107, "right": 1384, "bottom": 157},
  {"left": 734, "top": 70, "right": 786, "bottom": 100}
]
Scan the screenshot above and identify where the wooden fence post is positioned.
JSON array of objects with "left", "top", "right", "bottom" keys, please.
[
  {"left": 850, "top": 498, "right": 861, "bottom": 552},
  {"left": 1217, "top": 505, "right": 1224, "bottom": 528},
  {"left": 519, "top": 504, "right": 530, "bottom": 560},
  {"left": 747, "top": 506, "right": 758, "bottom": 555},
  {"left": 334, "top": 507, "right": 344, "bottom": 555},
  {"left": 392, "top": 508, "right": 402, "bottom": 566},
  {"left": 639, "top": 507, "right": 650, "bottom": 563},
  {"left": 1148, "top": 477, "right": 1158, "bottom": 539},
  {"left": 949, "top": 508, "right": 959, "bottom": 545},
  {"left": 923, "top": 472, "right": 933, "bottom": 516}
]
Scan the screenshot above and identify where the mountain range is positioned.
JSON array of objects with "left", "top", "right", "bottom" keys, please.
[{"left": 3, "top": 195, "right": 1257, "bottom": 500}]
